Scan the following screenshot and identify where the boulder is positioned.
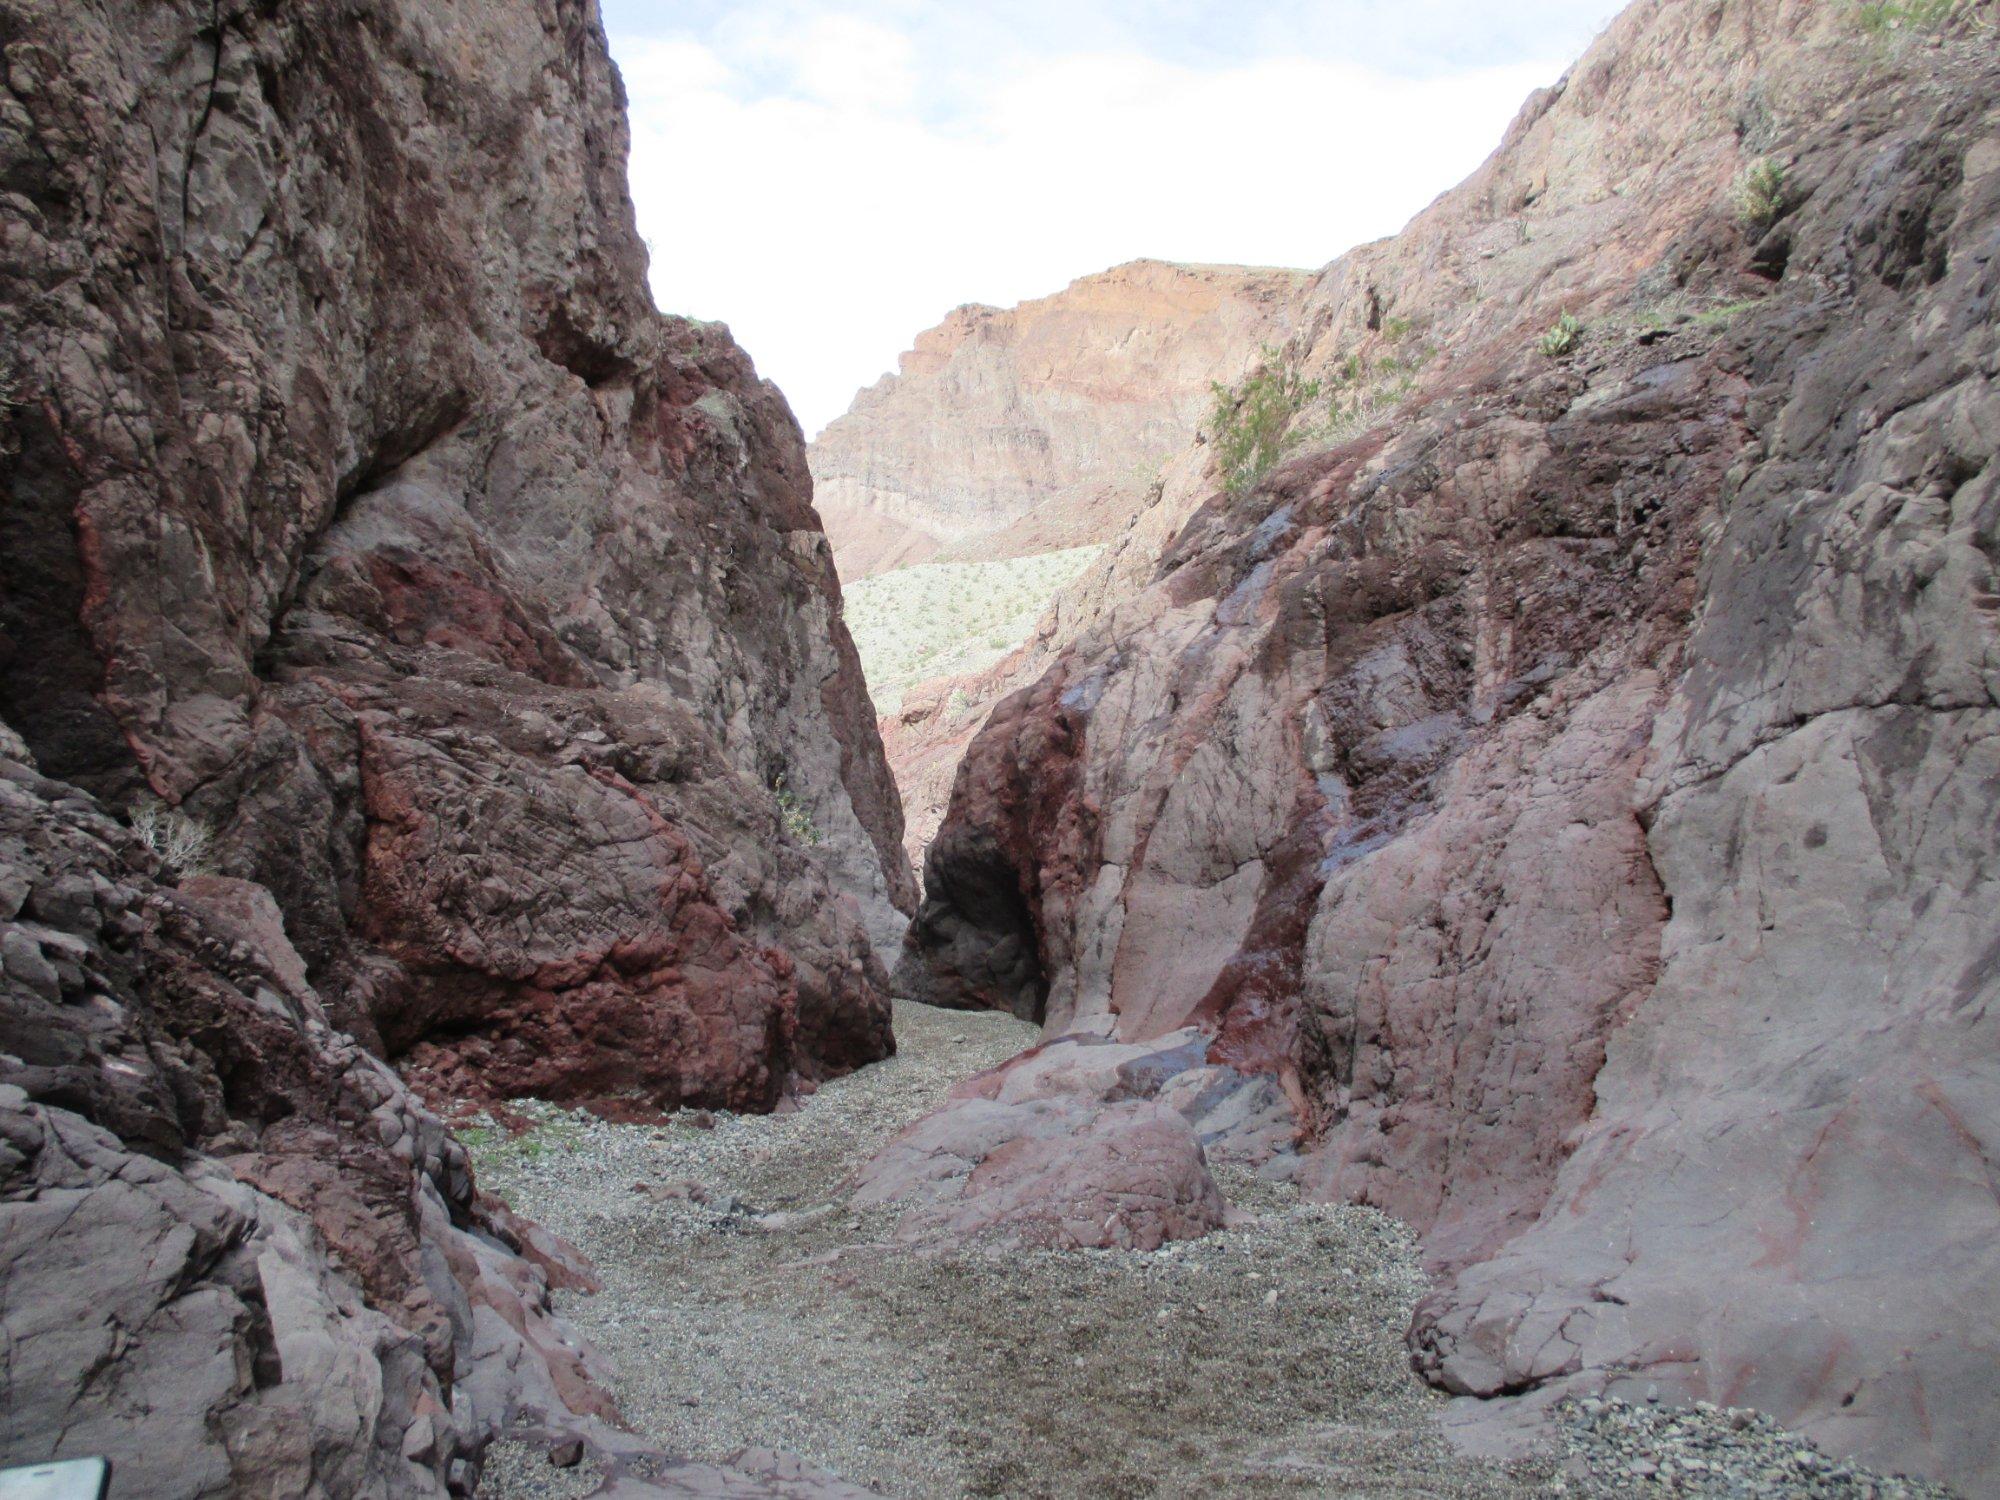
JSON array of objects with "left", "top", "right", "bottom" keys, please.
[{"left": 854, "top": 1094, "right": 1225, "bottom": 1252}]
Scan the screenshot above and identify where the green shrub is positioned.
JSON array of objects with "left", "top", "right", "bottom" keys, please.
[
  {"left": 1731, "top": 157, "right": 1787, "bottom": 230},
  {"left": 1538, "top": 313, "right": 1584, "bottom": 359},
  {"left": 1310, "top": 334, "right": 1435, "bottom": 445},
  {"left": 772, "top": 775, "right": 823, "bottom": 847},
  {"left": 1209, "top": 348, "right": 1320, "bottom": 494},
  {"left": 1854, "top": 0, "right": 1968, "bottom": 33}
]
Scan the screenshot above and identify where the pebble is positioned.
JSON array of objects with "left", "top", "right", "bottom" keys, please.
[
  {"left": 1554, "top": 1395, "right": 1956, "bottom": 1498},
  {"left": 469, "top": 999, "right": 1955, "bottom": 1500}
]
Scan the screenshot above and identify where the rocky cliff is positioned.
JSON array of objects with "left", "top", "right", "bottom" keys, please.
[
  {"left": 901, "top": 1, "right": 2000, "bottom": 1491},
  {"left": 0, "top": 0, "right": 909, "bottom": 1490},
  {"left": 809, "top": 259, "right": 1309, "bottom": 579}
]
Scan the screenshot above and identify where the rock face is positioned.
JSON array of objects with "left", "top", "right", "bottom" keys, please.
[
  {"left": 0, "top": 0, "right": 910, "bottom": 1491},
  {"left": 809, "top": 260, "right": 1310, "bottom": 579},
  {"left": 901, "top": 3, "right": 2000, "bottom": 1491},
  {"left": 0, "top": 750, "right": 626, "bottom": 1495},
  {"left": 0, "top": 0, "right": 915, "bottom": 1118}
]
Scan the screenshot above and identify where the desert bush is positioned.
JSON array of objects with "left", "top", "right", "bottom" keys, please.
[
  {"left": 772, "top": 775, "right": 824, "bottom": 847},
  {"left": 1539, "top": 312, "right": 1584, "bottom": 358},
  {"left": 1323, "top": 354, "right": 1417, "bottom": 443},
  {"left": 842, "top": 545, "right": 1102, "bottom": 713},
  {"left": 1854, "top": 0, "right": 1970, "bottom": 33},
  {"left": 1731, "top": 157, "right": 1787, "bottom": 230},
  {"left": 1209, "top": 348, "right": 1320, "bottom": 495},
  {"left": 131, "top": 799, "right": 216, "bottom": 873}
]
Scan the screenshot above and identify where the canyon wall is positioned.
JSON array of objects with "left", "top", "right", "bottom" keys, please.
[
  {"left": 0, "top": 0, "right": 917, "bottom": 1109},
  {"left": 809, "top": 259, "right": 1309, "bottom": 579},
  {"left": 0, "top": 0, "right": 908, "bottom": 1489},
  {"left": 901, "top": 1, "right": 2000, "bottom": 1490}
]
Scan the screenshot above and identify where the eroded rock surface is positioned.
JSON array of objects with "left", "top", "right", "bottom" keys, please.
[
  {"left": 851, "top": 1025, "right": 1303, "bottom": 1251},
  {"left": 901, "top": 3, "right": 2000, "bottom": 1490},
  {"left": 0, "top": 751, "right": 636, "bottom": 1494},
  {"left": 0, "top": 0, "right": 912, "bottom": 1114},
  {"left": 0, "top": 0, "right": 909, "bottom": 1492}
]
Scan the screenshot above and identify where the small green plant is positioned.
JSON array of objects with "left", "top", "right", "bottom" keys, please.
[
  {"left": 1538, "top": 312, "right": 1584, "bottom": 359},
  {"left": 1209, "top": 348, "right": 1321, "bottom": 495},
  {"left": 771, "top": 774, "right": 824, "bottom": 847},
  {"left": 1732, "top": 157, "right": 1787, "bottom": 231},
  {"left": 1315, "top": 338, "right": 1435, "bottom": 445},
  {"left": 1854, "top": 0, "right": 1967, "bottom": 33},
  {"left": 1692, "top": 298, "right": 1765, "bottom": 328},
  {"left": 458, "top": 1112, "right": 587, "bottom": 1167},
  {"left": 131, "top": 798, "right": 215, "bottom": 873}
]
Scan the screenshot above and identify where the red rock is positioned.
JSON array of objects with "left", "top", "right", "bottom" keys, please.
[
  {"left": 0, "top": 0, "right": 908, "bottom": 1490},
  {"left": 855, "top": 1095, "right": 1225, "bottom": 1252},
  {"left": 0, "top": 0, "right": 911, "bottom": 1121},
  {"left": 897, "top": 4, "right": 2000, "bottom": 1491}
]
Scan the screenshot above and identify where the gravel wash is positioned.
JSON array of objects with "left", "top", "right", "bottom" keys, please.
[{"left": 469, "top": 1001, "right": 1951, "bottom": 1499}]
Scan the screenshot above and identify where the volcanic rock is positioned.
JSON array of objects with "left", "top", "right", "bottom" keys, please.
[
  {"left": 0, "top": 0, "right": 913, "bottom": 1117},
  {"left": 0, "top": 0, "right": 912, "bottom": 1491},
  {"left": 848, "top": 1024, "right": 1303, "bottom": 1250},
  {"left": 898, "top": 2, "right": 2000, "bottom": 1490},
  {"left": 853, "top": 1094, "right": 1225, "bottom": 1252}
]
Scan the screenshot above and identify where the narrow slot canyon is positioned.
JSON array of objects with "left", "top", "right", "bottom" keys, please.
[{"left": 1, "top": 2, "right": 1996, "bottom": 1499}]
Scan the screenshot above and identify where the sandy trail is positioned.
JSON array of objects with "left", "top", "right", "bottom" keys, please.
[{"left": 472, "top": 999, "right": 1559, "bottom": 1498}]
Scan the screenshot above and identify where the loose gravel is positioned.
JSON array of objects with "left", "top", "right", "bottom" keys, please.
[
  {"left": 468, "top": 1000, "right": 1955, "bottom": 1499},
  {"left": 1549, "top": 1396, "right": 1954, "bottom": 1498}
]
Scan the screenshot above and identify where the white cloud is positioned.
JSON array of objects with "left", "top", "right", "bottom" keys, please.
[{"left": 609, "top": 4, "right": 1619, "bottom": 435}]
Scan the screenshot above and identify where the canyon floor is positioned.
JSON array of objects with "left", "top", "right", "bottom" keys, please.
[
  {"left": 470, "top": 999, "right": 1548, "bottom": 1498},
  {"left": 468, "top": 1002, "right": 1950, "bottom": 1500}
]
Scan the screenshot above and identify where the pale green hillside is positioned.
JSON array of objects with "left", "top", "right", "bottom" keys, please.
[{"left": 841, "top": 546, "right": 1103, "bottom": 714}]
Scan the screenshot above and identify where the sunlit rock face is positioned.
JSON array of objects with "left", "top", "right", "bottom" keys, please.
[
  {"left": 809, "top": 259, "right": 1311, "bottom": 580},
  {"left": 899, "top": 2, "right": 2000, "bottom": 1489}
]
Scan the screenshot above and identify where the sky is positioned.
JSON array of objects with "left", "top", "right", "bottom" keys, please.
[{"left": 600, "top": 1, "right": 1625, "bottom": 436}]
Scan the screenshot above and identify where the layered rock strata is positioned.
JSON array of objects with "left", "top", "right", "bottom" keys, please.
[
  {"left": 809, "top": 259, "right": 1310, "bottom": 579},
  {"left": 900, "top": 3, "right": 2000, "bottom": 1490}
]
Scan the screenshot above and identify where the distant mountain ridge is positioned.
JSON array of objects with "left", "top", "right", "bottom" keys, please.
[{"left": 809, "top": 258, "right": 1310, "bottom": 580}]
